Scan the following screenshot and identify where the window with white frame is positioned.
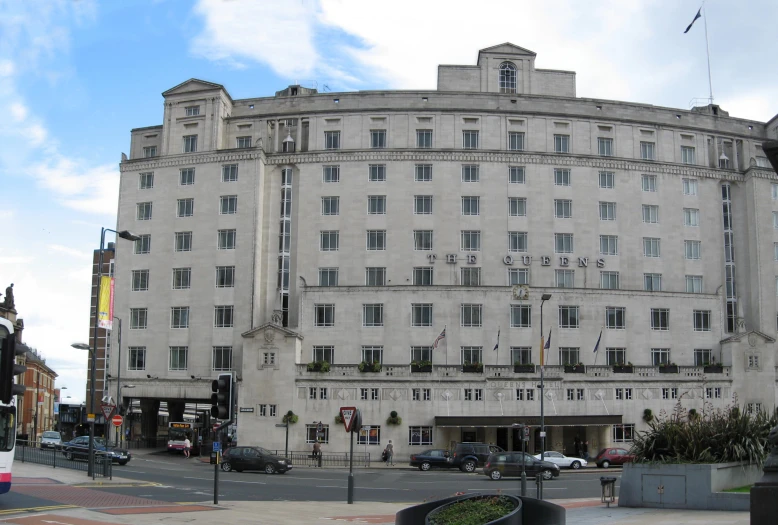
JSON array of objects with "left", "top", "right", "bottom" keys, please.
[
  {"left": 650, "top": 308, "right": 669, "bottom": 330},
  {"left": 693, "top": 310, "right": 711, "bottom": 331},
  {"left": 643, "top": 237, "right": 660, "bottom": 257},
  {"left": 415, "top": 164, "right": 432, "bottom": 181},
  {"left": 173, "top": 267, "right": 191, "bottom": 289},
  {"left": 599, "top": 202, "right": 616, "bottom": 221},
  {"left": 219, "top": 195, "right": 237, "bottom": 215},
  {"left": 559, "top": 306, "right": 579, "bottom": 328},
  {"left": 169, "top": 346, "right": 188, "bottom": 370},
  {"left": 222, "top": 164, "right": 238, "bottom": 182},
  {"left": 508, "top": 268, "right": 529, "bottom": 285},
  {"left": 462, "top": 196, "right": 480, "bottom": 215},
  {"left": 461, "top": 304, "right": 483, "bottom": 327},
  {"left": 600, "top": 235, "right": 618, "bottom": 256},
  {"left": 554, "top": 199, "right": 572, "bottom": 218},
  {"left": 598, "top": 137, "right": 613, "bottom": 156},
  {"left": 324, "top": 130, "right": 340, "bottom": 150},
  {"left": 606, "top": 307, "right": 626, "bottom": 329},
  {"left": 600, "top": 271, "right": 620, "bottom": 290},
  {"left": 642, "top": 204, "right": 659, "bottom": 223},
  {"left": 313, "top": 346, "right": 334, "bottom": 363},
  {"left": 640, "top": 141, "right": 655, "bottom": 160},
  {"left": 499, "top": 62, "right": 517, "bottom": 93},
  {"left": 462, "top": 164, "right": 479, "bottom": 182},
  {"left": 461, "top": 346, "right": 483, "bottom": 365},
  {"left": 683, "top": 208, "right": 699, "bottom": 226},
  {"left": 183, "top": 135, "right": 198, "bottom": 153},
  {"left": 367, "top": 195, "right": 386, "bottom": 215},
  {"left": 599, "top": 171, "right": 615, "bottom": 188},
  {"left": 686, "top": 275, "right": 702, "bottom": 293},
  {"left": 555, "top": 269, "right": 574, "bottom": 288},
  {"left": 128, "top": 347, "right": 146, "bottom": 370},
  {"left": 218, "top": 229, "right": 236, "bottom": 250},
  {"left": 413, "top": 267, "right": 433, "bottom": 286},
  {"left": 509, "top": 166, "right": 525, "bottom": 183},
  {"left": 214, "top": 305, "right": 234, "bottom": 327},
  {"left": 363, "top": 304, "right": 384, "bottom": 327},
  {"left": 681, "top": 146, "right": 696, "bottom": 164},
  {"left": 461, "top": 230, "right": 481, "bottom": 251},
  {"left": 693, "top": 348, "right": 712, "bottom": 366},
  {"left": 555, "top": 233, "right": 574, "bottom": 253},
  {"left": 414, "top": 195, "right": 432, "bottom": 214},
  {"left": 369, "top": 164, "right": 386, "bottom": 181},
  {"left": 142, "top": 146, "right": 157, "bottom": 158},
  {"left": 642, "top": 174, "right": 657, "bottom": 192},
  {"left": 508, "top": 231, "right": 528, "bottom": 252},
  {"left": 365, "top": 267, "right": 386, "bottom": 286},
  {"left": 460, "top": 267, "right": 481, "bottom": 286},
  {"left": 554, "top": 134, "right": 570, "bottom": 153},
  {"left": 511, "top": 305, "right": 531, "bottom": 328},
  {"left": 370, "top": 129, "right": 387, "bottom": 148},
  {"left": 136, "top": 202, "right": 152, "bottom": 220},
  {"left": 416, "top": 130, "right": 432, "bottom": 148},
  {"left": 177, "top": 198, "right": 194, "bottom": 217},
  {"left": 508, "top": 131, "right": 525, "bottom": 151},
  {"left": 685, "top": 240, "right": 701, "bottom": 260},
  {"left": 185, "top": 105, "right": 200, "bottom": 116},
  {"left": 774, "top": 212, "right": 778, "bottom": 229},
  {"left": 323, "top": 165, "right": 340, "bottom": 183},
  {"left": 213, "top": 346, "right": 233, "bottom": 371},
  {"left": 409, "top": 426, "right": 433, "bottom": 446},
  {"left": 775, "top": 243, "right": 778, "bottom": 261},
  {"left": 411, "top": 304, "right": 433, "bottom": 327},
  {"left": 411, "top": 346, "right": 431, "bottom": 363},
  {"left": 682, "top": 178, "right": 698, "bottom": 195},
  {"left": 171, "top": 306, "right": 190, "bottom": 328},
  {"left": 662, "top": 387, "right": 678, "bottom": 399},
  {"left": 139, "top": 172, "right": 154, "bottom": 189},
  {"left": 306, "top": 424, "right": 330, "bottom": 444},
  {"left": 509, "top": 197, "right": 527, "bottom": 216},
  {"left": 559, "top": 347, "right": 580, "bottom": 365},
  {"left": 773, "top": 183, "right": 778, "bottom": 200},
  {"left": 554, "top": 168, "right": 571, "bottom": 186},
  {"left": 462, "top": 130, "right": 479, "bottom": 149},
  {"left": 357, "top": 425, "right": 381, "bottom": 445},
  {"left": 317, "top": 268, "right": 338, "bottom": 287},
  {"left": 361, "top": 345, "right": 383, "bottom": 364},
  {"left": 131, "top": 270, "right": 149, "bottom": 291},
  {"left": 175, "top": 231, "right": 192, "bottom": 252},
  {"left": 606, "top": 348, "right": 626, "bottom": 365},
  {"left": 366, "top": 230, "right": 386, "bottom": 250},
  {"left": 748, "top": 355, "right": 760, "bottom": 369},
  {"left": 511, "top": 347, "right": 532, "bottom": 364},
  {"left": 320, "top": 231, "right": 339, "bottom": 251},
  {"left": 613, "top": 425, "right": 635, "bottom": 442},
  {"left": 651, "top": 348, "right": 670, "bottom": 366},
  {"left": 321, "top": 196, "right": 339, "bottom": 215},
  {"left": 236, "top": 136, "right": 252, "bottom": 148}
]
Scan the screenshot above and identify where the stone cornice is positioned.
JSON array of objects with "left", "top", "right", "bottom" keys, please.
[{"left": 119, "top": 149, "right": 264, "bottom": 172}]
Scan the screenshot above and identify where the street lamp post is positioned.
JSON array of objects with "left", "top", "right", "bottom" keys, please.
[
  {"left": 539, "top": 293, "right": 552, "bottom": 500},
  {"left": 74, "top": 228, "right": 139, "bottom": 478},
  {"left": 113, "top": 316, "right": 122, "bottom": 447}
]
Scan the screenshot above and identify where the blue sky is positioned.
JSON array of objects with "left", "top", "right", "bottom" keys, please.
[{"left": 1, "top": 0, "right": 776, "bottom": 402}]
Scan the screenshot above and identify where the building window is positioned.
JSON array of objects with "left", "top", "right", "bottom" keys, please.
[
  {"left": 367, "top": 195, "right": 386, "bottom": 215},
  {"left": 357, "top": 425, "right": 380, "bottom": 445},
  {"left": 643, "top": 237, "right": 660, "bottom": 258},
  {"left": 509, "top": 197, "right": 527, "bottom": 216},
  {"left": 509, "top": 166, "right": 526, "bottom": 184},
  {"left": 366, "top": 230, "right": 386, "bottom": 250},
  {"left": 370, "top": 130, "right": 387, "bottom": 149},
  {"left": 415, "top": 164, "right": 432, "bottom": 181},
  {"left": 128, "top": 347, "right": 146, "bottom": 370},
  {"left": 748, "top": 355, "right": 760, "bottom": 370},
  {"left": 642, "top": 174, "right": 657, "bottom": 192},
  {"left": 214, "top": 305, "right": 234, "bottom": 328},
  {"left": 651, "top": 348, "right": 670, "bottom": 366},
  {"left": 642, "top": 204, "right": 659, "bottom": 224},
  {"left": 773, "top": 183, "right": 778, "bottom": 200},
  {"left": 414, "top": 195, "right": 432, "bottom": 215},
  {"left": 139, "top": 172, "right": 154, "bottom": 189},
  {"left": 314, "top": 304, "right": 335, "bottom": 327},
  {"left": 600, "top": 235, "right": 618, "bottom": 256},
  {"left": 313, "top": 345, "right": 334, "bottom": 363},
  {"left": 309, "top": 387, "right": 318, "bottom": 400},
  {"left": 171, "top": 306, "right": 190, "bottom": 329},
  {"left": 185, "top": 105, "right": 200, "bottom": 116},
  {"left": 175, "top": 232, "right": 192, "bottom": 252},
  {"left": 510, "top": 305, "right": 531, "bottom": 328},
  {"left": 324, "top": 131, "right": 340, "bottom": 150},
  {"left": 317, "top": 230, "right": 339, "bottom": 253},
  {"left": 416, "top": 130, "right": 432, "bottom": 148},
  {"left": 554, "top": 134, "right": 570, "bottom": 153},
  {"left": 508, "top": 231, "right": 528, "bottom": 253},
  {"left": 220, "top": 195, "right": 238, "bottom": 215},
  {"left": 605, "top": 307, "right": 626, "bottom": 329},
  {"left": 508, "top": 131, "right": 525, "bottom": 151},
  {"left": 177, "top": 198, "right": 194, "bottom": 218},
  {"left": 462, "top": 164, "right": 479, "bottom": 182},
  {"left": 508, "top": 268, "right": 529, "bottom": 285},
  {"left": 169, "top": 346, "right": 188, "bottom": 371},
  {"left": 368, "top": 164, "right": 386, "bottom": 182},
  {"left": 511, "top": 347, "right": 532, "bottom": 365},
  {"left": 462, "top": 196, "right": 480, "bottom": 216},
  {"left": 606, "top": 348, "right": 626, "bottom": 365},
  {"left": 306, "top": 424, "right": 330, "bottom": 444},
  {"left": 554, "top": 199, "right": 572, "bottom": 219},
  {"left": 461, "top": 346, "right": 483, "bottom": 365},
  {"left": 650, "top": 308, "right": 669, "bottom": 331},
  {"left": 461, "top": 304, "right": 483, "bottom": 327},
  {"left": 682, "top": 178, "right": 698, "bottom": 195},
  {"left": 218, "top": 229, "right": 236, "bottom": 250},
  {"left": 136, "top": 202, "right": 152, "bottom": 221},
  {"left": 640, "top": 141, "right": 655, "bottom": 160},
  {"left": 555, "top": 233, "right": 574, "bottom": 254},
  {"left": 683, "top": 208, "right": 699, "bottom": 226},
  {"left": 213, "top": 346, "right": 233, "bottom": 371},
  {"left": 131, "top": 270, "right": 149, "bottom": 291},
  {"left": 142, "top": 146, "right": 157, "bottom": 158},
  {"left": 644, "top": 273, "right": 662, "bottom": 291},
  {"left": 559, "top": 306, "right": 579, "bottom": 328},
  {"left": 613, "top": 425, "right": 635, "bottom": 442},
  {"left": 693, "top": 310, "right": 711, "bottom": 331},
  {"left": 365, "top": 267, "right": 386, "bottom": 286},
  {"left": 461, "top": 230, "right": 481, "bottom": 251},
  {"left": 499, "top": 62, "right": 517, "bottom": 93},
  {"left": 411, "top": 346, "right": 432, "bottom": 363},
  {"left": 321, "top": 196, "right": 339, "bottom": 215},
  {"left": 460, "top": 267, "right": 481, "bottom": 286},
  {"left": 318, "top": 268, "right": 338, "bottom": 287},
  {"left": 362, "top": 345, "right": 383, "bottom": 364},
  {"left": 236, "top": 136, "right": 252, "bottom": 148},
  {"left": 559, "top": 347, "right": 580, "bottom": 365},
  {"left": 172, "top": 267, "right": 191, "bottom": 289},
  {"left": 462, "top": 130, "right": 479, "bottom": 149},
  {"left": 598, "top": 138, "right": 613, "bottom": 157},
  {"left": 411, "top": 304, "right": 433, "bottom": 327},
  {"left": 694, "top": 348, "right": 712, "bottom": 366},
  {"left": 686, "top": 275, "right": 702, "bottom": 293},
  {"left": 323, "top": 165, "right": 340, "bottom": 183},
  {"left": 409, "top": 426, "right": 433, "bottom": 446},
  {"left": 555, "top": 269, "right": 574, "bottom": 288},
  {"left": 662, "top": 387, "right": 678, "bottom": 400},
  {"left": 599, "top": 171, "right": 615, "bottom": 188},
  {"left": 598, "top": 201, "right": 616, "bottom": 221},
  {"left": 554, "top": 168, "right": 571, "bottom": 186},
  {"left": 600, "top": 271, "right": 620, "bottom": 290},
  {"left": 681, "top": 146, "right": 696, "bottom": 164},
  {"left": 269, "top": 405, "right": 277, "bottom": 417},
  {"left": 222, "top": 164, "right": 238, "bottom": 182},
  {"left": 363, "top": 304, "right": 384, "bottom": 327},
  {"left": 413, "top": 267, "right": 433, "bottom": 286},
  {"left": 684, "top": 240, "right": 701, "bottom": 260},
  {"left": 183, "top": 135, "right": 198, "bottom": 153}
]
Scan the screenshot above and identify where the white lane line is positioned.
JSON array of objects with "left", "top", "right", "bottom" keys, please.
[
  {"left": 118, "top": 469, "right": 147, "bottom": 474},
  {"left": 315, "top": 485, "right": 410, "bottom": 491}
]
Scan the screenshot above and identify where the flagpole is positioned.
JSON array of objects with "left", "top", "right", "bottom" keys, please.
[
  {"left": 702, "top": 0, "right": 714, "bottom": 102},
  {"left": 444, "top": 324, "right": 448, "bottom": 366}
]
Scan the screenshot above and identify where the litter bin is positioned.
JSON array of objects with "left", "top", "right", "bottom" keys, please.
[{"left": 600, "top": 477, "right": 617, "bottom": 507}]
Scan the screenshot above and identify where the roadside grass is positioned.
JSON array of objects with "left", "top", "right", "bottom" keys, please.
[{"left": 724, "top": 485, "right": 752, "bottom": 493}]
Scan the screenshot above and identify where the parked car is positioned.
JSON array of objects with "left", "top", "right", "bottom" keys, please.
[
  {"left": 448, "top": 443, "right": 505, "bottom": 473},
  {"left": 220, "top": 446, "right": 291, "bottom": 474},
  {"left": 61, "top": 436, "right": 131, "bottom": 465},
  {"left": 533, "top": 451, "right": 587, "bottom": 469},
  {"left": 483, "top": 452, "right": 560, "bottom": 481},
  {"left": 594, "top": 447, "right": 635, "bottom": 468},
  {"left": 410, "top": 449, "right": 453, "bottom": 471},
  {"left": 40, "top": 431, "right": 62, "bottom": 450}
]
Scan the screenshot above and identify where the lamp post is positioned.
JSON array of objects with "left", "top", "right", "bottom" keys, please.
[
  {"left": 113, "top": 316, "right": 122, "bottom": 447},
  {"left": 74, "top": 228, "right": 139, "bottom": 477},
  {"left": 539, "top": 292, "right": 552, "bottom": 500}
]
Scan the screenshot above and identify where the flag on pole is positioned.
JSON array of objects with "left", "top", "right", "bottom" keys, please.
[
  {"left": 493, "top": 328, "right": 500, "bottom": 351},
  {"left": 433, "top": 327, "right": 446, "bottom": 349},
  {"left": 593, "top": 329, "right": 602, "bottom": 353},
  {"left": 541, "top": 330, "right": 551, "bottom": 366},
  {"left": 684, "top": 7, "right": 702, "bottom": 33}
]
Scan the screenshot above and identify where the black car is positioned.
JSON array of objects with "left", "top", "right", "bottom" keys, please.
[
  {"left": 220, "top": 446, "right": 291, "bottom": 474},
  {"left": 449, "top": 443, "right": 505, "bottom": 473},
  {"left": 61, "top": 436, "right": 131, "bottom": 465},
  {"left": 483, "top": 452, "right": 560, "bottom": 481},
  {"left": 410, "top": 449, "right": 453, "bottom": 471}
]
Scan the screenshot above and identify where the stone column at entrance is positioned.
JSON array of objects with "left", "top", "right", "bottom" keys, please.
[
  {"left": 168, "top": 401, "right": 185, "bottom": 423},
  {"left": 140, "top": 399, "right": 160, "bottom": 447}
]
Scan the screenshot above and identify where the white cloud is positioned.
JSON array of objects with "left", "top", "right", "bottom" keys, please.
[
  {"left": 49, "top": 244, "right": 91, "bottom": 260},
  {"left": 9, "top": 102, "right": 27, "bottom": 121}
]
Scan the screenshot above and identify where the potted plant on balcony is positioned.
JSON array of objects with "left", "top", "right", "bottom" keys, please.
[
  {"left": 658, "top": 362, "right": 679, "bottom": 374},
  {"left": 386, "top": 411, "right": 402, "bottom": 426},
  {"left": 703, "top": 357, "right": 723, "bottom": 374},
  {"left": 513, "top": 362, "right": 536, "bottom": 374},
  {"left": 564, "top": 362, "right": 585, "bottom": 373},
  {"left": 612, "top": 361, "right": 634, "bottom": 373},
  {"left": 462, "top": 361, "right": 483, "bottom": 373},
  {"left": 410, "top": 360, "right": 432, "bottom": 373},
  {"left": 358, "top": 361, "right": 382, "bottom": 373},
  {"left": 306, "top": 361, "right": 331, "bottom": 372}
]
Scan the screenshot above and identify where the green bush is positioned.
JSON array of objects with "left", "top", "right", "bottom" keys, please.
[
  {"left": 387, "top": 411, "right": 402, "bottom": 426},
  {"left": 428, "top": 495, "right": 516, "bottom": 525},
  {"left": 282, "top": 410, "right": 298, "bottom": 424}
]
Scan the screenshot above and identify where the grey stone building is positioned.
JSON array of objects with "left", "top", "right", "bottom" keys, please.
[{"left": 114, "top": 43, "right": 778, "bottom": 458}]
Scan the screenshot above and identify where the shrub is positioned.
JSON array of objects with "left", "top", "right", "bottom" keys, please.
[
  {"left": 643, "top": 409, "right": 653, "bottom": 423},
  {"left": 387, "top": 411, "right": 402, "bottom": 425},
  {"left": 335, "top": 414, "right": 343, "bottom": 424},
  {"left": 282, "top": 410, "right": 298, "bottom": 424}
]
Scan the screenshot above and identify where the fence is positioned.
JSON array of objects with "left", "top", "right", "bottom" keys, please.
[
  {"left": 14, "top": 440, "right": 112, "bottom": 480},
  {"left": 264, "top": 450, "right": 371, "bottom": 467}
]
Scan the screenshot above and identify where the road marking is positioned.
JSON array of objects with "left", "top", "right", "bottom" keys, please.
[
  {"left": 0, "top": 505, "right": 78, "bottom": 516},
  {"left": 314, "top": 485, "right": 410, "bottom": 491}
]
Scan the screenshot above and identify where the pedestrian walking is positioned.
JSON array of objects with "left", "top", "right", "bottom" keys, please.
[
  {"left": 183, "top": 436, "right": 191, "bottom": 458},
  {"left": 582, "top": 441, "right": 589, "bottom": 461},
  {"left": 312, "top": 441, "right": 322, "bottom": 467},
  {"left": 384, "top": 440, "right": 394, "bottom": 466},
  {"left": 573, "top": 436, "right": 581, "bottom": 458}
]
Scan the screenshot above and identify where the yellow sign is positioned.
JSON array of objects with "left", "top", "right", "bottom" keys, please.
[{"left": 97, "top": 276, "right": 114, "bottom": 330}]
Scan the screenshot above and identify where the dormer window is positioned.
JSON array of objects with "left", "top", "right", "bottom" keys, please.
[
  {"left": 236, "top": 136, "right": 252, "bottom": 149},
  {"left": 499, "top": 62, "right": 517, "bottom": 94},
  {"left": 185, "top": 106, "right": 200, "bottom": 117}
]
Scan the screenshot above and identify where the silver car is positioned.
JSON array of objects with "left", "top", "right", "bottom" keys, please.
[
  {"left": 533, "top": 451, "right": 588, "bottom": 469},
  {"left": 41, "top": 431, "right": 62, "bottom": 449}
]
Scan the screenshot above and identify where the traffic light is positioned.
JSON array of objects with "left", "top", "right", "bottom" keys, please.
[
  {"left": 0, "top": 324, "right": 27, "bottom": 404},
  {"left": 210, "top": 372, "right": 234, "bottom": 420}
]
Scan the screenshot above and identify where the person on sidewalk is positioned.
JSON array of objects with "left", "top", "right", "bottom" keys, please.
[
  {"left": 582, "top": 441, "right": 589, "bottom": 461},
  {"left": 384, "top": 440, "right": 394, "bottom": 466},
  {"left": 183, "top": 436, "right": 191, "bottom": 458},
  {"left": 312, "top": 441, "right": 321, "bottom": 466}
]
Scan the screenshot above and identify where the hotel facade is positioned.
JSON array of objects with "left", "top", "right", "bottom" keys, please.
[{"left": 113, "top": 43, "right": 778, "bottom": 457}]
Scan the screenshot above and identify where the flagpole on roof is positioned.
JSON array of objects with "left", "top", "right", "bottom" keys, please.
[{"left": 702, "top": 0, "right": 714, "bottom": 102}]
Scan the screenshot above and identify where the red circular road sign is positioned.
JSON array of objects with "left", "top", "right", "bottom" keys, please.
[{"left": 111, "top": 414, "right": 124, "bottom": 427}]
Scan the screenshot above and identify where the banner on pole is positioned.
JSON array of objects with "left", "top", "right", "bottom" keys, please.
[{"left": 98, "top": 276, "right": 114, "bottom": 330}]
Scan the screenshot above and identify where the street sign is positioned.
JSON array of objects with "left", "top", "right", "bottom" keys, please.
[
  {"left": 340, "top": 406, "right": 357, "bottom": 432},
  {"left": 213, "top": 441, "right": 221, "bottom": 452},
  {"left": 523, "top": 426, "right": 530, "bottom": 441},
  {"left": 101, "top": 404, "right": 115, "bottom": 420},
  {"left": 87, "top": 413, "right": 95, "bottom": 423},
  {"left": 111, "top": 414, "right": 124, "bottom": 427}
]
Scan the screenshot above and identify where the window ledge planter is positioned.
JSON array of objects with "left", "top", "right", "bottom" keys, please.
[
  {"left": 612, "top": 365, "right": 634, "bottom": 373},
  {"left": 306, "top": 361, "right": 331, "bottom": 372},
  {"left": 513, "top": 364, "right": 536, "bottom": 374},
  {"left": 564, "top": 364, "right": 585, "bottom": 373},
  {"left": 411, "top": 361, "right": 432, "bottom": 373},
  {"left": 658, "top": 364, "right": 679, "bottom": 374},
  {"left": 704, "top": 364, "right": 724, "bottom": 374},
  {"left": 462, "top": 363, "right": 484, "bottom": 374},
  {"left": 358, "top": 361, "right": 382, "bottom": 373}
]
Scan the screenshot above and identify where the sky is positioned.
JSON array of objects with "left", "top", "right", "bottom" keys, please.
[{"left": 1, "top": 0, "right": 776, "bottom": 403}]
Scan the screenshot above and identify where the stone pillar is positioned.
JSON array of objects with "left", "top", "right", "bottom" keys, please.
[
  {"left": 140, "top": 399, "right": 160, "bottom": 447},
  {"left": 168, "top": 401, "right": 185, "bottom": 423}
]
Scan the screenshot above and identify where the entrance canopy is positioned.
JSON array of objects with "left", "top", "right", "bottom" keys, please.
[{"left": 435, "top": 415, "right": 622, "bottom": 428}]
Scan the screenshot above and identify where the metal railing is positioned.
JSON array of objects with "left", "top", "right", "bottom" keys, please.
[
  {"left": 265, "top": 450, "right": 371, "bottom": 467},
  {"left": 13, "top": 440, "right": 112, "bottom": 480}
]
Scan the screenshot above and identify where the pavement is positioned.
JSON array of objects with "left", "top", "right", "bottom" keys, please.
[{"left": 4, "top": 456, "right": 750, "bottom": 525}]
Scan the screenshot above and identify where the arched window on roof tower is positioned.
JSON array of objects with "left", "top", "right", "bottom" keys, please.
[{"left": 499, "top": 62, "right": 517, "bottom": 94}]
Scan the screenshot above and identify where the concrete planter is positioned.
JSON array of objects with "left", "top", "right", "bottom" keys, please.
[
  {"left": 703, "top": 365, "right": 724, "bottom": 374},
  {"left": 462, "top": 364, "right": 483, "bottom": 373},
  {"left": 658, "top": 365, "right": 679, "bottom": 374},
  {"left": 564, "top": 365, "right": 585, "bottom": 373},
  {"left": 411, "top": 364, "right": 432, "bottom": 373},
  {"left": 395, "top": 494, "right": 565, "bottom": 525},
  {"left": 619, "top": 461, "right": 760, "bottom": 511},
  {"left": 513, "top": 365, "right": 536, "bottom": 374},
  {"left": 612, "top": 365, "right": 634, "bottom": 373}
]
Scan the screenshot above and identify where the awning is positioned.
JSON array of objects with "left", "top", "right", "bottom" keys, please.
[{"left": 434, "top": 415, "right": 622, "bottom": 428}]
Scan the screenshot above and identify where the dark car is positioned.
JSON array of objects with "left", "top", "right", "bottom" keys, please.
[
  {"left": 61, "top": 436, "right": 131, "bottom": 465},
  {"left": 449, "top": 443, "right": 505, "bottom": 473},
  {"left": 483, "top": 452, "right": 560, "bottom": 481},
  {"left": 220, "top": 446, "right": 291, "bottom": 474},
  {"left": 410, "top": 449, "right": 453, "bottom": 471},
  {"left": 594, "top": 447, "right": 635, "bottom": 468}
]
